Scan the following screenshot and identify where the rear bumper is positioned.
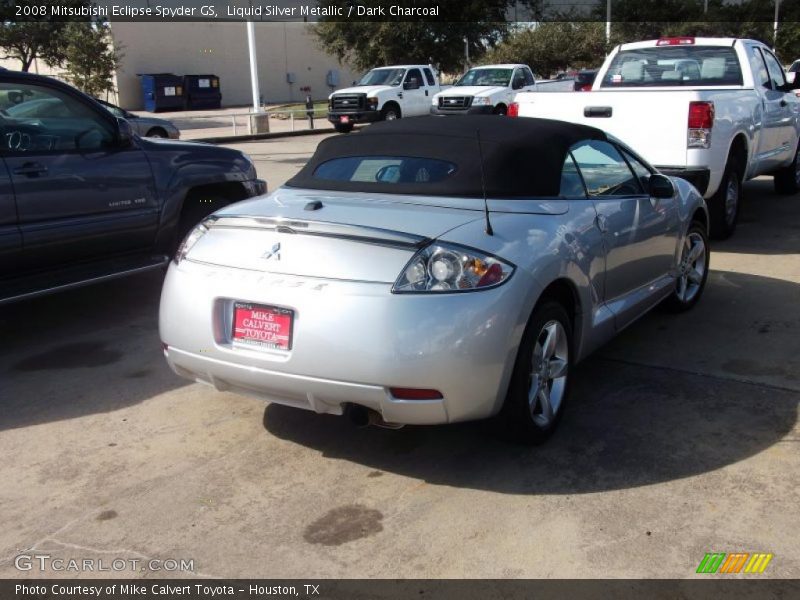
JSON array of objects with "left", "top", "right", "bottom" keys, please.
[
  {"left": 159, "top": 259, "right": 525, "bottom": 425},
  {"left": 327, "top": 110, "right": 382, "bottom": 125},
  {"left": 430, "top": 105, "right": 495, "bottom": 116},
  {"left": 656, "top": 167, "right": 710, "bottom": 196}
]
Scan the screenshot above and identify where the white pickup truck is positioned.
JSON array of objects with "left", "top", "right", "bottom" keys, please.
[
  {"left": 511, "top": 37, "right": 800, "bottom": 239},
  {"left": 327, "top": 64, "right": 440, "bottom": 133},
  {"left": 431, "top": 64, "right": 537, "bottom": 116}
]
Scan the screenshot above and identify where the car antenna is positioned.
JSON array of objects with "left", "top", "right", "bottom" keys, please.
[{"left": 475, "top": 128, "right": 494, "bottom": 236}]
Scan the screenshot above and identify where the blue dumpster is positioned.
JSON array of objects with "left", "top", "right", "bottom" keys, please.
[
  {"left": 183, "top": 75, "right": 222, "bottom": 110},
  {"left": 138, "top": 73, "right": 184, "bottom": 112}
]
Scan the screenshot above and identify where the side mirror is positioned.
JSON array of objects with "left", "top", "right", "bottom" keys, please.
[
  {"left": 116, "top": 117, "right": 134, "bottom": 146},
  {"left": 403, "top": 78, "right": 420, "bottom": 91},
  {"left": 649, "top": 173, "right": 675, "bottom": 198}
]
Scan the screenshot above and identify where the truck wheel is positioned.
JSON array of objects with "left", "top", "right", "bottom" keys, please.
[
  {"left": 381, "top": 104, "right": 401, "bottom": 121},
  {"left": 773, "top": 143, "right": 800, "bottom": 195},
  {"left": 493, "top": 104, "right": 507, "bottom": 116},
  {"left": 708, "top": 158, "right": 742, "bottom": 240},
  {"left": 334, "top": 122, "right": 353, "bottom": 134},
  {"left": 146, "top": 127, "right": 168, "bottom": 138}
]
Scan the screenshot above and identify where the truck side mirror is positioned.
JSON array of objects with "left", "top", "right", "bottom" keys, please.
[
  {"left": 649, "top": 174, "right": 675, "bottom": 198},
  {"left": 116, "top": 117, "right": 134, "bottom": 147},
  {"left": 403, "top": 78, "right": 420, "bottom": 91}
]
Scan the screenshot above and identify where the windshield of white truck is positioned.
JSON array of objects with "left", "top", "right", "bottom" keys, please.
[
  {"left": 601, "top": 47, "right": 743, "bottom": 87},
  {"left": 357, "top": 68, "right": 406, "bottom": 86},
  {"left": 455, "top": 68, "right": 513, "bottom": 87}
]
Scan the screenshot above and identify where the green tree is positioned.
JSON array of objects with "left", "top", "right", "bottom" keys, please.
[
  {"left": 483, "top": 23, "right": 607, "bottom": 77},
  {"left": 61, "top": 21, "right": 121, "bottom": 97},
  {"left": 0, "top": 0, "right": 90, "bottom": 71},
  {"left": 313, "top": 1, "right": 511, "bottom": 74}
]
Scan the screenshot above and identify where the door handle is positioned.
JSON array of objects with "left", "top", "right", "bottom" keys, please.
[
  {"left": 780, "top": 98, "right": 788, "bottom": 107},
  {"left": 425, "top": 90, "right": 429, "bottom": 96},
  {"left": 13, "top": 162, "right": 48, "bottom": 176}
]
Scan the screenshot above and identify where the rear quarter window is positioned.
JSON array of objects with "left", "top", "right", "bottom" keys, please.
[{"left": 313, "top": 156, "right": 457, "bottom": 184}]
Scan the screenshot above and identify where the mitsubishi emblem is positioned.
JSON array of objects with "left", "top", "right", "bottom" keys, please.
[{"left": 262, "top": 243, "right": 281, "bottom": 261}]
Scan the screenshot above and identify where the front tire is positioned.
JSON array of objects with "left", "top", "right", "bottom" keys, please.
[
  {"left": 661, "top": 221, "right": 709, "bottom": 312},
  {"left": 381, "top": 104, "right": 401, "bottom": 121},
  {"left": 708, "top": 158, "right": 742, "bottom": 240},
  {"left": 497, "top": 301, "right": 572, "bottom": 445},
  {"left": 773, "top": 143, "right": 800, "bottom": 195},
  {"left": 493, "top": 104, "right": 507, "bottom": 116}
]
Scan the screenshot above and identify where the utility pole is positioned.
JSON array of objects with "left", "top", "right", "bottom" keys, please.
[
  {"left": 606, "top": 0, "right": 611, "bottom": 45},
  {"left": 773, "top": 0, "right": 781, "bottom": 51},
  {"left": 247, "top": 21, "right": 261, "bottom": 113}
]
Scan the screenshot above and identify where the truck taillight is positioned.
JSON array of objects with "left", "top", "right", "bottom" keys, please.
[
  {"left": 688, "top": 101, "right": 714, "bottom": 149},
  {"left": 508, "top": 102, "right": 519, "bottom": 117},
  {"left": 657, "top": 37, "right": 695, "bottom": 46}
]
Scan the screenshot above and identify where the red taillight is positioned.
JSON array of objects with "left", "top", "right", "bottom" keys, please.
[
  {"left": 688, "top": 101, "right": 714, "bottom": 129},
  {"left": 389, "top": 388, "right": 443, "bottom": 400},
  {"left": 657, "top": 37, "right": 695, "bottom": 46},
  {"left": 507, "top": 102, "right": 519, "bottom": 117}
]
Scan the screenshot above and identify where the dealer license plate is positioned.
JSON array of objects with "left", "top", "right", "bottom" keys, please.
[
  {"left": 339, "top": 115, "right": 350, "bottom": 124},
  {"left": 232, "top": 302, "right": 293, "bottom": 351}
]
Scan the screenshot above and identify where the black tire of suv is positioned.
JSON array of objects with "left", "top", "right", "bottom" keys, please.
[
  {"left": 493, "top": 104, "right": 507, "bottom": 115},
  {"left": 334, "top": 122, "right": 353, "bottom": 134},
  {"left": 773, "top": 143, "right": 800, "bottom": 195},
  {"left": 175, "top": 194, "right": 228, "bottom": 247},
  {"left": 708, "top": 157, "right": 743, "bottom": 240}
]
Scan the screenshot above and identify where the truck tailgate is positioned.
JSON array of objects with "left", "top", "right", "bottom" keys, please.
[{"left": 515, "top": 90, "right": 694, "bottom": 167}]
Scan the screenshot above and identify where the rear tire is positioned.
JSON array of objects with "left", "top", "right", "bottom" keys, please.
[
  {"left": 661, "top": 221, "right": 709, "bottom": 313},
  {"left": 773, "top": 143, "right": 800, "bottom": 195},
  {"left": 334, "top": 122, "right": 353, "bottom": 134},
  {"left": 708, "top": 158, "right": 742, "bottom": 240},
  {"left": 496, "top": 301, "right": 572, "bottom": 445}
]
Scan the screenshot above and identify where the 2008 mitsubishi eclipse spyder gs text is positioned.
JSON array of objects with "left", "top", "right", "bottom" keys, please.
[{"left": 159, "top": 117, "right": 709, "bottom": 443}]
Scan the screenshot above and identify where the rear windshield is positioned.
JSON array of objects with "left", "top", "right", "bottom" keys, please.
[
  {"left": 313, "top": 156, "right": 457, "bottom": 184},
  {"left": 600, "top": 46, "right": 743, "bottom": 87}
]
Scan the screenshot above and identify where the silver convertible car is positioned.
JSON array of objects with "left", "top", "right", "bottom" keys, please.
[{"left": 160, "top": 117, "right": 709, "bottom": 443}]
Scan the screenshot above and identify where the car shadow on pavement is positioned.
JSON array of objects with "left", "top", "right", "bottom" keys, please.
[
  {"left": 0, "top": 270, "right": 187, "bottom": 432},
  {"left": 263, "top": 270, "right": 799, "bottom": 495}
]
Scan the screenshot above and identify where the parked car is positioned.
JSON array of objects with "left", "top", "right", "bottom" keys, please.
[
  {"left": 327, "top": 64, "right": 440, "bottom": 133},
  {"left": 96, "top": 98, "right": 180, "bottom": 139},
  {"left": 160, "top": 116, "right": 709, "bottom": 444},
  {"left": 510, "top": 37, "right": 800, "bottom": 239},
  {"left": 0, "top": 70, "right": 266, "bottom": 304},
  {"left": 573, "top": 69, "right": 599, "bottom": 91},
  {"left": 431, "top": 64, "right": 536, "bottom": 115}
]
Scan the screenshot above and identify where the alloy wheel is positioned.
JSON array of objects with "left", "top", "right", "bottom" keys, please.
[
  {"left": 676, "top": 231, "right": 707, "bottom": 303},
  {"left": 527, "top": 320, "right": 569, "bottom": 428}
]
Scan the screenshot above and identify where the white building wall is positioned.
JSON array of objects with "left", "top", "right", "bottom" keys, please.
[{"left": 110, "top": 22, "right": 359, "bottom": 110}]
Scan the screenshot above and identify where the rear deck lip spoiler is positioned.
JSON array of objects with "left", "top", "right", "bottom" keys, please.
[{"left": 208, "top": 215, "right": 431, "bottom": 250}]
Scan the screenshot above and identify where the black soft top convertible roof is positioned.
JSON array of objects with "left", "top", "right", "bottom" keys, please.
[{"left": 286, "top": 116, "right": 608, "bottom": 198}]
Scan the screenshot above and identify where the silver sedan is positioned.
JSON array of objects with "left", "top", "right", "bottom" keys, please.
[
  {"left": 159, "top": 117, "right": 709, "bottom": 443},
  {"left": 96, "top": 98, "right": 180, "bottom": 139}
]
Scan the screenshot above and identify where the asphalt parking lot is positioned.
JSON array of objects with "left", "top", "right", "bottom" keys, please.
[{"left": 0, "top": 133, "right": 798, "bottom": 579}]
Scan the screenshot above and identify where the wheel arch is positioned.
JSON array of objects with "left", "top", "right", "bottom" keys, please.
[{"left": 728, "top": 133, "right": 748, "bottom": 181}]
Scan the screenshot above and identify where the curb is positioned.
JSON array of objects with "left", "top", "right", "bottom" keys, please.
[{"left": 199, "top": 127, "right": 338, "bottom": 144}]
